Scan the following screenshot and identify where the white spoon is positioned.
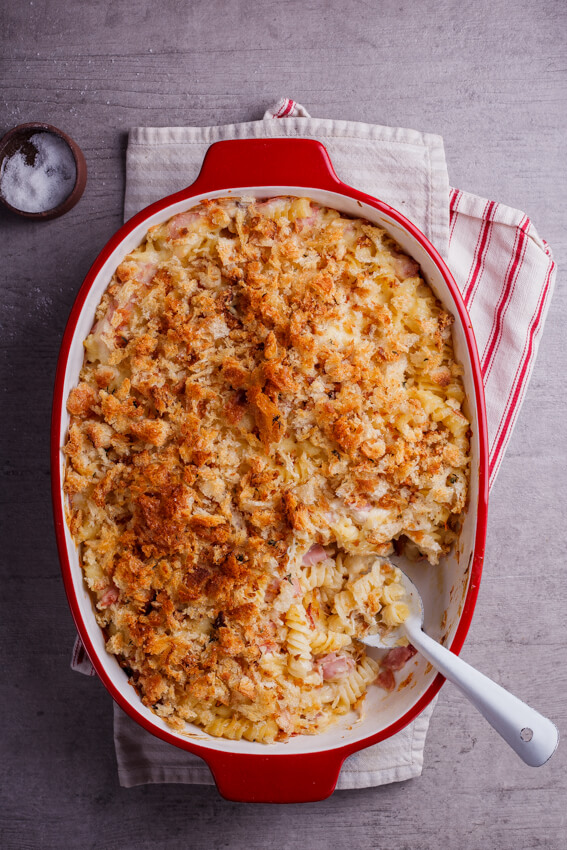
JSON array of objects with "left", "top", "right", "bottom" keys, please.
[{"left": 360, "top": 570, "right": 559, "bottom": 767}]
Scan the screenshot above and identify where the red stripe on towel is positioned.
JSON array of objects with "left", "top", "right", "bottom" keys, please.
[
  {"left": 448, "top": 188, "right": 462, "bottom": 244},
  {"left": 462, "top": 200, "right": 497, "bottom": 308},
  {"left": 489, "top": 257, "right": 555, "bottom": 480},
  {"left": 481, "top": 216, "right": 529, "bottom": 381}
]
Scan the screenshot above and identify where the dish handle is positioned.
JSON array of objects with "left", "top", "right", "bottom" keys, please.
[
  {"left": 186, "top": 138, "right": 343, "bottom": 196},
  {"left": 203, "top": 748, "right": 346, "bottom": 803}
]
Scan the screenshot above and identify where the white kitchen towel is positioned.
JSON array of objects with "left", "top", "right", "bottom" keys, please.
[{"left": 71, "top": 99, "right": 556, "bottom": 791}]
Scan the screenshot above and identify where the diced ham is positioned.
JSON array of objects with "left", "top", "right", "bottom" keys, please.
[
  {"left": 108, "top": 265, "right": 155, "bottom": 332},
  {"left": 91, "top": 288, "right": 142, "bottom": 343},
  {"left": 92, "top": 268, "right": 155, "bottom": 346},
  {"left": 92, "top": 295, "right": 120, "bottom": 341},
  {"left": 317, "top": 652, "right": 356, "bottom": 681},
  {"left": 257, "top": 619, "right": 277, "bottom": 652},
  {"left": 348, "top": 503, "right": 373, "bottom": 523},
  {"left": 264, "top": 577, "right": 281, "bottom": 603},
  {"left": 99, "top": 584, "right": 119, "bottom": 608},
  {"left": 375, "top": 646, "right": 417, "bottom": 692},
  {"left": 136, "top": 262, "right": 157, "bottom": 285},
  {"left": 381, "top": 644, "right": 417, "bottom": 671},
  {"left": 276, "top": 709, "right": 294, "bottom": 735},
  {"left": 376, "top": 668, "right": 396, "bottom": 692},
  {"left": 92, "top": 312, "right": 114, "bottom": 339},
  {"left": 292, "top": 577, "right": 302, "bottom": 598},
  {"left": 168, "top": 210, "right": 201, "bottom": 240},
  {"left": 302, "top": 544, "right": 327, "bottom": 566},
  {"left": 294, "top": 210, "right": 320, "bottom": 232},
  {"left": 102, "top": 266, "right": 156, "bottom": 343},
  {"left": 391, "top": 254, "right": 420, "bottom": 279}
]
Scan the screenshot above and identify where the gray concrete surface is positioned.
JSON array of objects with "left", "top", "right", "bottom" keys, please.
[{"left": 1, "top": 1, "right": 566, "bottom": 848}]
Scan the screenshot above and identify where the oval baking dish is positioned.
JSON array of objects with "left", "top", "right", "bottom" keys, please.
[{"left": 52, "top": 138, "right": 489, "bottom": 803}]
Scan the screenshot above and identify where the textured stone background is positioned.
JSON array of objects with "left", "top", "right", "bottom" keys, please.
[{"left": 1, "top": 1, "right": 565, "bottom": 847}]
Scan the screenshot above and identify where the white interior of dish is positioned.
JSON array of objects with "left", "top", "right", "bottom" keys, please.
[{"left": 57, "top": 187, "right": 481, "bottom": 755}]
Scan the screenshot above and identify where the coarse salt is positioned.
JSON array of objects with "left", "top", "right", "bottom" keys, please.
[{"left": 0, "top": 132, "right": 77, "bottom": 213}]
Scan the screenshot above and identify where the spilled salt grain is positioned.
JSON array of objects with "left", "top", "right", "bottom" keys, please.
[{"left": 0, "top": 132, "right": 76, "bottom": 213}]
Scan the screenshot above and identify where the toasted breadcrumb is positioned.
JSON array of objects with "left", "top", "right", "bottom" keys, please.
[{"left": 64, "top": 197, "right": 470, "bottom": 743}]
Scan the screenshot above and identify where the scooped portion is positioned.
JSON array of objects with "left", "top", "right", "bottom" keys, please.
[{"left": 63, "top": 196, "right": 470, "bottom": 742}]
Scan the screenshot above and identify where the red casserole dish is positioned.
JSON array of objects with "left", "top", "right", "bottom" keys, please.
[{"left": 52, "top": 138, "right": 489, "bottom": 803}]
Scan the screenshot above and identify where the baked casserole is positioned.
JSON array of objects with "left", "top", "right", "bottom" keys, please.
[{"left": 63, "top": 196, "right": 470, "bottom": 742}]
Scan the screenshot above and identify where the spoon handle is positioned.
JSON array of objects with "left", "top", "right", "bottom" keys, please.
[{"left": 405, "top": 621, "right": 559, "bottom": 766}]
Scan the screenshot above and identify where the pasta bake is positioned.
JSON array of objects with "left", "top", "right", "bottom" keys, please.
[{"left": 63, "top": 196, "right": 470, "bottom": 742}]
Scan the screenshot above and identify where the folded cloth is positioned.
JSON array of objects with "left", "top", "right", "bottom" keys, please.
[{"left": 70, "top": 99, "right": 556, "bottom": 790}]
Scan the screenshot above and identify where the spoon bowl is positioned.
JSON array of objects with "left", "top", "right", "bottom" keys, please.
[{"left": 362, "top": 569, "right": 424, "bottom": 650}]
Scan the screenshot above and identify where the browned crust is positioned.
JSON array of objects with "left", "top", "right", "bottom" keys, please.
[{"left": 63, "top": 196, "right": 470, "bottom": 740}]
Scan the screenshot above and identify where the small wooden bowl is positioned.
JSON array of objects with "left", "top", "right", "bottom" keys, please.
[{"left": 0, "top": 123, "right": 87, "bottom": 220}]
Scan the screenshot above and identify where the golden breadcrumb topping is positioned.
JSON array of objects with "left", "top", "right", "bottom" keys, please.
[{"left": 64, "top": 196, "right": 470, "bottom": 742}]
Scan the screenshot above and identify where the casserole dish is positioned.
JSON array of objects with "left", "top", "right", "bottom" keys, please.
[{"left": 52, "top": 138, "right": 489, "bottom": 802}]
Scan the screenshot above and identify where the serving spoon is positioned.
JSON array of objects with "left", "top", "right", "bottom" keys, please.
[{"left": 360, "top": 570, "right": 559, "bottom": 767}]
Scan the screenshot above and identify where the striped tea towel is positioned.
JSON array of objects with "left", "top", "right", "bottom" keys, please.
[{"left": 70, "top": 98, "right": 556, "bottom": 791}]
